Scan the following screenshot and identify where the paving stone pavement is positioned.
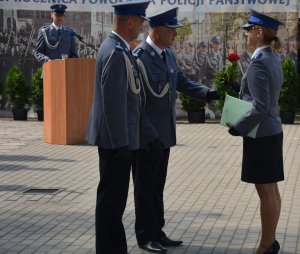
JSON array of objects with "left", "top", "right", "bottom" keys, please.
[{"left": 0, "top": 118, "right": 299, "bottom": 254}]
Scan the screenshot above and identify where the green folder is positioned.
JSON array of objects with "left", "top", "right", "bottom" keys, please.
[{"left": 220, "top": 95, "right": 259, "bottom": 138}]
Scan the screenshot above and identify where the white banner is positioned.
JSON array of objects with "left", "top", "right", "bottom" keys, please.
[{"left": 0, "top": 0, "right": 298, "bottom": 13}]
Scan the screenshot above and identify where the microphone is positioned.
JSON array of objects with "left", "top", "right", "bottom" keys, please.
[
  {"left": 69, "top": 30, "right": 98, "bottom": 52},
  {"left": 69, "top": 30, "right": 84, "bottom": 40}
]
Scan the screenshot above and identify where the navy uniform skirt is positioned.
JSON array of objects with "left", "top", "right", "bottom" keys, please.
[{"left": 242, "top": 132, "right": 284, "bottom": 184}]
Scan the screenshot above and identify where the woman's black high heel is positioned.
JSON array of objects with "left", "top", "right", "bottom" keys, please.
[{"left": 264, "top": 240, "right": 280, "bottom": 254}]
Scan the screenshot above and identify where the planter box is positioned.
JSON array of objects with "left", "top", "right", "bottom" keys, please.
[
  {"left": 12, "top": 109, "right": 28, "bottom": 121},
  {"left": 280, "top": 111, "right": 295, "bottom": 124},
  {"left": 187, "top": 109, "right": 205, "bottom": 123}
]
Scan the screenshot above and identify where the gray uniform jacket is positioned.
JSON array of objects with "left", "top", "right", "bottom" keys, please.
[
  {"left": 86, "top": 33, "right": 141, "bottom": 150},
  {"left": 34, "top": 24, "right": 78, "bottom": 62},
  {"left": 203, "top": 51, "right": 223, "bottom": 83},
  {"left": 134, "top": 41, "right": 210, "bottom": 149},
  {"left": 234, "top": 47, "right": 283, "bottom": 138}
]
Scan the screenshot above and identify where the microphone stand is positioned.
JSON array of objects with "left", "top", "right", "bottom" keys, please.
[{"left": 79, "top": 38, "right": 98, "bottom": 52}]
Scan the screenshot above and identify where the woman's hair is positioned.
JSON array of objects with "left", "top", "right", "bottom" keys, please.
[{"left": 260, "top": 26, "right": 282, "bottom": 51}]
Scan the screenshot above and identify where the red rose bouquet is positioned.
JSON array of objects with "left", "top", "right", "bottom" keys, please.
[
  {"left": 227, "top": 53, "right": 240, "bottom": 62},
  {"left": 213, "top": 53, "right": 241, "bottom": 110}
]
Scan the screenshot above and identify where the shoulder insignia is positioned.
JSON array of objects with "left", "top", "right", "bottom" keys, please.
[
  {"left": 256, "top": 53, "right": 263, "bottom": 59},
  {"left": 115, "top": 44, "right": 123, "bottom": 51},
  {"left": 252, "top": 53, "right": 263, "bottom": 61},
  {"left": 133, "top": 47, "right": 144, "bottom": 57},
  {"left": 40, "top": 25, "right": 48, "bottom": 32}
]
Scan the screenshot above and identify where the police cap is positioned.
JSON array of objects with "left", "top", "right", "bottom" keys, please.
[
  {"left": 226, "top": 43, "right": 233, "bottom": 49},
  {"left": 211, "top": 36, "right": 221, "bottom": 44},
  {"left": 199, "top": 41, "right": 206, "bottom": 48},
  {"left": 148, "top": 7, "right": 183, "bottom": 28},
  {"left": 50, "top": 4, "right": 67, "bottom": 14},
  {"left": 242, "top": 9, "right": 283, "bottom": 31},
  {"left": 112, "top": 0, "right": 150, "bottom": 21}
]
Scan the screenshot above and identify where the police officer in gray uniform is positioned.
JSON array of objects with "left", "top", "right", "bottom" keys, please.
[
  {"left": 203, "top": 35, "right": 223, "bottom": 87},
  {"left": 195, "top": 41, "right": 207, "bottom": 82},
  {"left": 85, "top": 1, "right": 150, "bottom": 253},
  {"left": 133, "top": 7, "right": 218, "bottom": 253},
  {"left": 34, "top": 4, "right": 78, "bottom": 63},
  {"left": 182, "top": 42, "right": 196, "bottom": 80},
  {"left": 238, "top": 46, "right": 254, "bottom": 77}
]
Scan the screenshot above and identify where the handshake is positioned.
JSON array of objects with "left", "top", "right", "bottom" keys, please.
[
  {"left": 206, "top": 89, "right": 221, "bottom": 103},
  {"left": 206, "top": 80, "right": 241, "bottom": 103}
]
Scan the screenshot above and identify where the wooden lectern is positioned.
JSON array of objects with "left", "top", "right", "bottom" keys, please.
[{"left": 43, "top": 58, "right": 95, "bottom": 145}]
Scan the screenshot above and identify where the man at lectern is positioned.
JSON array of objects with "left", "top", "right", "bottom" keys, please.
[{"left": 34, "top": 4, "right": 78, "bottom": 63}]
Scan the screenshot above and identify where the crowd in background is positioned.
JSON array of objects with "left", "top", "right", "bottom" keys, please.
[{"left": 0, "top": 18, "right": 298, "bottom": 109}]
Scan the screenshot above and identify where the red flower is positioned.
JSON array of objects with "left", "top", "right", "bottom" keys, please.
[{"left": 227, "top": 53, "right": 240, "bottom": 62}]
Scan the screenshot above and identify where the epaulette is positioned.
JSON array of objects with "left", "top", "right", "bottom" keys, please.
[
  {"left": 40, "top": 25, "right": 48, "bottom": 31},
  {"left": 133, "top": 47, "right": 144, "bottom": 58},
  {"left": 252, "top": 53, "right": 263, "bottom": 61},
  {"left": 115, "top": 43, "right": 123, "bottom": 51}
]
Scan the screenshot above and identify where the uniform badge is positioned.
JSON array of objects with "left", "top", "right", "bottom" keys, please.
[{"left": 151, "top": 51, "right": 155, "bottom": 57}]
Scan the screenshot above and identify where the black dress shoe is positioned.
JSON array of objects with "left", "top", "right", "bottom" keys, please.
[
  {"left": 159, "top": 236, "right": 183, "bottom": 247},
  {"left": 264, "top": 240, "right": 280, "bottom": 254},
  {"left": 139, "top": 241, "right": 167, "bottom": 253}
]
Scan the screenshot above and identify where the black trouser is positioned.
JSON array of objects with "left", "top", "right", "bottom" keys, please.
[
  {"left": 96, "top": 147, "right": 132, "bottom": 254},
  {"left": 132, "top": 148, "right": 170, "bottom": 245}
]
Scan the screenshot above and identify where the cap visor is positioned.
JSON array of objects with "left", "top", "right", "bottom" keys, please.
[
  {"left": 242, "top": 23, "right": 253, "bottom": 30},
  {"left": 140, "top": 15, "right": 150, "bottom": 21},
  {"left": 164, "top": 23, "right": 183, "bottom": 28}
]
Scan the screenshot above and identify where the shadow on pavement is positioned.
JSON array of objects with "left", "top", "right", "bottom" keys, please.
[{"left": 0, "top": 154, "right": 75, "bottom": 162}]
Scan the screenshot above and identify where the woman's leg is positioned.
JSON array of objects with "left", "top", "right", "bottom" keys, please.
[
  {"left": 255, "top": 183, "right": 281, "bottom": 254},
  {"left": 274, "top": 183, "right": 281, "bottom": 240}
]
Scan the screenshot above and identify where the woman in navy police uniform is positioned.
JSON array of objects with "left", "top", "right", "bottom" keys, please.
[{"left": 227, "top": 10, "right": 284, "bottom": 254}]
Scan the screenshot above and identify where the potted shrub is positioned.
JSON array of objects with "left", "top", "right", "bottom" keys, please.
[
  {"left": 31, "top": 67, "right": 44, "bottom": 121},
  {"left": 178, "top": 93, "right": 206, "bottom": 123},
  {"left": 5, "top": 65, "right": 31, "bottom": 120},
  {"left": 279, "top": 57, "right": 298, "bottom": 124}
]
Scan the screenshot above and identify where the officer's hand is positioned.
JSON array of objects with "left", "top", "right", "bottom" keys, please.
[
  {"left": 115, "top": 146, "right": 131, "bottom": 160},
  {"left": 146, "top": 139, "right": 163, "bottom": 159},
  {"left": 226, "top": 122, "right": 240, "bottom": 136},
  {"left": 229, "top": 80, "right": 241, "bottom": 93},
  {"left": 206, "top": 89, "right": 220, "bottom": 102}
]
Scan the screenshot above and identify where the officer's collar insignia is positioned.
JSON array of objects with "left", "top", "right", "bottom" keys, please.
[
  {"left": 151, "top": 51, "right": 155, "bottom": 57},
  {"left": 133, "top": 48, "right": 143, "bottom": 57}
]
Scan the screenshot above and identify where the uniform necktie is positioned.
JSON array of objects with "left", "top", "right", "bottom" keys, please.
[
  {"left": 58, "top": 28, "right": 61, "bottom": 37},
  {"left": 161, "top": 51, "right": 166, "bottom": 63}
]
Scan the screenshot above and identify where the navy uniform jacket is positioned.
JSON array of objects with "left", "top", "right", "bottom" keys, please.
[
  {"left": 86, "top": 33, "right": 141, "bottom": 150},
  {"left": 134, "top": 40, "right": 210, "bottom": 149},
  {"left": 234, "top": 47, "right": 283, "bottom": 137},
  {"left": 34, "top": 24, "right": 78, "bottom": 62}
]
